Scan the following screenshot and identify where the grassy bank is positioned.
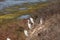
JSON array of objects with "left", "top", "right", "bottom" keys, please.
[{"left": 0, "top": 2, "right": 49, "bottom": 22}]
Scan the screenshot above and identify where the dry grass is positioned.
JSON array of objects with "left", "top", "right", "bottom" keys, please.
[
  {"left": 28, "top": 13, "right": 60, "bottom": 40},
  {"left": 26, "top": 1, "right": 60, "bottom": 40}
]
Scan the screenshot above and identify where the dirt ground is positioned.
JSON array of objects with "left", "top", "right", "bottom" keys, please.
[{"left": 27, "top": 13, "right": 60, "bottom": 40}]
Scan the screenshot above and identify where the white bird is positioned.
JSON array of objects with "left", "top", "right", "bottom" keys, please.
[
  {"left": 27, "top": 20, "right": 32, "bottom": 29},
  {"left": 40, "top": 18, "right": 43, "bottom": 25},
  {"left": 24, "top": 30, "right": 29, "bottom": 37},
  {"left": 7, "top": 38, "right": 11, "bottom": 40},
  {"left": 30, "top": 17, "right": 34, "bottom": 25}
]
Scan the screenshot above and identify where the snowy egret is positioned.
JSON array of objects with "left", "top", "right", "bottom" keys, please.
[
  {"left": 30, "top": 17, "right": 34, "bottom": 25},
  {"left": 24, "top": 30, "right": 29, "bottom": 37},
  {"left": 27, "top": 20, "right": 32, "bottom": 29}
]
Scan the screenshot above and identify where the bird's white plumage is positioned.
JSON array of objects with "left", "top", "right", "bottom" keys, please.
[
  {"left": 24, "top": 30, "right": 28, "bottom": 36},
  {"left": 30, "top": 17, "right": 34, "bottom": 24},
  {"left": 40, "top": 18, "right": 43, "bottom": 25},
  {"left": 27, "top": 20, "right": 32, "bottom": 29},
  {"left": 28, "top": 23, "right": 32, "bottom": 29},
  {"left": 7, "top": 38, "right": 11, "bottom": 40}
]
